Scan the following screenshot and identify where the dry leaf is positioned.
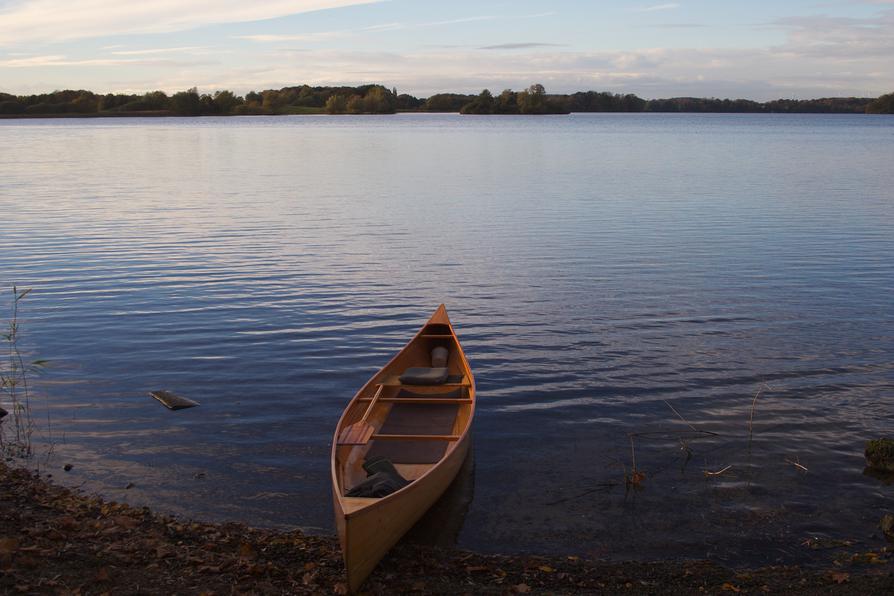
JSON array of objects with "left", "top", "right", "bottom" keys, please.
[
  {"left": 333, "top": 582, "right": 349, "bottom": 595},
  {"left": 514, "top": 584, "right": 531, "bottom": 594},
  {"left": 0, "top": 538, "right": 18, "bottom": 555},
  {"left": 830, "top": 571, "right": 850, "bottom": 584},
  {"left": 466, "top": 565, "right": 488, "bottom": 573},
  {"left": 538, "top": 565, "right": 555, "bottom": 573},
  {"left": 95, "top": 567, "right": 110, "bottom": 582},
  {"left": 238, "top": 542, "right": 255, "bottom": 559},
  {"left": 721, "top": 582, "right": 741, "bottom": 592}
]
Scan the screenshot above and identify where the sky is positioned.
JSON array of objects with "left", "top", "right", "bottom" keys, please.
[{"left": 0, "top": 0, "right": 892, "bottom": 100}]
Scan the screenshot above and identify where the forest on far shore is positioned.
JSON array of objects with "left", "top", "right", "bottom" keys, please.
[{"left": 1, "top": 84, "right": 892, "bottom": 117}]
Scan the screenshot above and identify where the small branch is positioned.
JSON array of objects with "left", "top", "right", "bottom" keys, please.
[
  {"left": 785, "top": 458, "right": 808, "bottom": 472},
  {"left": 747, "top": 383, "right": 772, "bottom": 453},
  {"left": 703, "top": 465, "right": 732, "bottom": 477},
  {"left": 663, "top": 399, "right": 699, "bottom": 433}
]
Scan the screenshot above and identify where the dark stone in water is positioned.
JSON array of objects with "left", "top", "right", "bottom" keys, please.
[
  {"left": 865, "top": 438, "right": 894, "bottom": 472},
  {"left": 149, "top": 390, "right": 199, "bottom": 410},
  {"left": 63, "top": 464, "right": 72, "bottom": 472}
]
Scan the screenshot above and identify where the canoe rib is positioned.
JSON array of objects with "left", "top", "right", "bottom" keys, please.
[{"left": 330, "top": 304, "right": 476, "bottom": 592}]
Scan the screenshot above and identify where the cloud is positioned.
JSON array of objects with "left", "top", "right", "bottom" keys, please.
[
  {"left": 0, "top": 0, "right": 383, "bottom": 46},
  {"left": 0, "top": 54, "right": 212, "bottom": 68},
  {"left": 236, "top": 13, "right": 557, "bottom": 44},
  {"left": 479, "top": 43, "right": 564, "bottom": 50},
  {"left": 635, "top": 3, "right": 680, "bottom": 12},
  {"left": 110, "top": 47, "right": 209, "bottom": 56}
]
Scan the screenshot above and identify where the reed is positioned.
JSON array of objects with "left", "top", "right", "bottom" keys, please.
[{"left": 0, "top": 286, "right": 46, "bottom": 458}]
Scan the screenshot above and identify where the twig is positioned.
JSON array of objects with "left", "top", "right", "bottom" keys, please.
[
  {"left": 663, "top": 399, "right": 699, "bottom": 433},
  {"left": 785, "top": 458, "right": 808, "bottom": 472},
  {"left": 703, "top": 465, "right": 732, "bottom": 477},
  {"left": 747, "top": 383, "right": 772, "bottom": 453},
  {"left": 630, "top": 429, "right": 719, "bottom": 439}
]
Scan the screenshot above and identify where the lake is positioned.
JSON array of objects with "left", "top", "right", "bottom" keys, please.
[{"left": 1, "top": 113, "right": 892, "bottom": 566}]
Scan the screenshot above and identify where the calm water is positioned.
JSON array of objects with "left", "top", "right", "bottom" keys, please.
[{"left": 1, "top": 113, "right": 893, "bottom": 566}]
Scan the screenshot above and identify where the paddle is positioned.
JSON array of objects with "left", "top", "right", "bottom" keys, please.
[{"left": 337, "top": 384, "right": 385, "bottom": 445}]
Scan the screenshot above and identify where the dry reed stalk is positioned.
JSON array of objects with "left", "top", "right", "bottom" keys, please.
[
  {"left": 785, "top": 458, "right": 808, "bottom": 472},
  {"left": 703, "top": 465, "right": 732, "bottom": 477}
]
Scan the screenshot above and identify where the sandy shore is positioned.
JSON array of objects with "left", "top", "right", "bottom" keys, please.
[{"left": 2, "top": 461, "right": 892, "bottom": 594}]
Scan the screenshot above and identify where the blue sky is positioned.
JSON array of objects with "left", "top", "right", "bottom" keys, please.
[{"left": 1, "top": 0, "right": 892, "bottom": 99}]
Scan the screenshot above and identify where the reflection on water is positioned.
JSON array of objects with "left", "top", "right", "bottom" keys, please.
[
  {"left": 403, "top": 449, "right": 475, "bottom": 548},
  {"left": 1, "top": 113, "right": 893, "bottom": 565}
]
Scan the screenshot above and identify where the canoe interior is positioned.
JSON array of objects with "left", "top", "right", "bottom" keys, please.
[{"left": 334, "top": 322, "right": 474, "bottom": 497}]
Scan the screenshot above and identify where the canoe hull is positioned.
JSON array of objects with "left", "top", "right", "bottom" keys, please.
[
  {"left": 331, "top": 305, "right": 475, "bottom": 591},
  {"left": 336, "top": 432, "right": 470, "bottom": 592}
]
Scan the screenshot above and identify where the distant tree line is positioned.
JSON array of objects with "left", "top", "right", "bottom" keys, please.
[
  {"left": 0, "top": 85, "right": 401, "bottom": 117},
  {"left": 1, "top": 83, "right": 892, "bottom": 117},
  {"left": 866, "top": 93, "right": 894, "bottom": 114}
]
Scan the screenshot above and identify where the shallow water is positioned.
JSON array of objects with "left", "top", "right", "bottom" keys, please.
[{"left": 1, "top": 113, "right": 893, "bottom": 566}]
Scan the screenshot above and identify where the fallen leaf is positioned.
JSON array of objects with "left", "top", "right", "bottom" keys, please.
[
  {"left": 0, "top": 538, "right": 18, "bottom": 555},
  {"left": 830, "top": 571, "right": 850, "bottom": 584},
  {"left": 721, "top": 582, "right": 741, "bottom": 592},
  {"left": 238, "top": 542, "right": 255, "bottom": 559},
  {"left": 333, "top": 582, "right": 349, "bottom": 595},
  {"left": 466, "top": 565, "right": 488, "bottom": 573},
  {"left": 514, "top": 584, "right": 531, "bottom": 594},
  {"left": 95, "top": 567, "right": 110, "bottom": 582},
  {"left": 539, "top": 565, "right": 555, "bottom": 573}
]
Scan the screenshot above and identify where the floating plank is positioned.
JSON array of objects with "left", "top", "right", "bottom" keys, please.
[{"left": 149, "top": 390, "right": 199, "bottom": 410}]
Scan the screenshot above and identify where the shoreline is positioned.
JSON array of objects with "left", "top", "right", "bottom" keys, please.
[
  {"left": 2, "top": 461, "right": 892, "bottom": 594},
  {"left": 2, "top": 111, "right": 892, "bottom": 121}
]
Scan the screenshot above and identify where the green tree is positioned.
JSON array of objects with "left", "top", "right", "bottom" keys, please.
[
  {"left": 517, "top": 83, "right": 546, "bottom": 114},
  {"left": 346, "top": 95, "right": 364, "bottom": 114},
  {"left": 170, "top": 88, "right": 201, "bottom": 115},
  {"left": 210, "top": 90, "right": 239, "bottom": 114},
  {"left": 460, "top": 89, "right": 495, "bottom": 114},
  {"left": 325, "top": 94, "right": 347, "bottom": 114},
  {"left": 866, "top": 92, "right": 894, "bottom": 114},
  {"left": 496, "top": 89, "right": 518, "bottom": 114}
]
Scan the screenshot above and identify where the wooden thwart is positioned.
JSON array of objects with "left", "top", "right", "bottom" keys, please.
[{"left": 370, "top": 433, "right": 460, "bottom": 441}]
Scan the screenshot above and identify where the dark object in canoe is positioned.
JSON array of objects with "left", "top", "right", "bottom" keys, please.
[
  {"left": 149, "top": 390, "right": 199, "bottom": 410},
  {"left": 0, "top": 406, "right": 7, "bottom": 419}
]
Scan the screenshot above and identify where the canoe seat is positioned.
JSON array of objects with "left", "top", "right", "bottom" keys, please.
[{"left": 399, "top": 367, "right": 448, "bottom": 385}]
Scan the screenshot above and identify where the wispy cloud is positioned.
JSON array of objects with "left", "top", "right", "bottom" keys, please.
[
  {"left": 0, "top": 0, "right": 384, "bottom": 46},
  {"left": 479, "top": 43, "right": 564, "bottom": 50},
  {"left": 0, "top": 54, "right": 212, "bottom": 68},
  {"left": 237, "top": 12, "right": 557, "bottom": 44},
  {"left": 110, "top": 46, "right": 208, "bottom": 56},
  {"left": 635, "top": 3, "right": 680, "bottom": 12}
]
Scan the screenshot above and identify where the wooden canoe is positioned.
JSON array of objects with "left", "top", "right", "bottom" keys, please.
[{"left": 331, "top": 304, "right": 475, "bottom": 591}]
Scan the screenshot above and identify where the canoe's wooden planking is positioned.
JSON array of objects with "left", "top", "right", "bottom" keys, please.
[
  {"left": 330, "top": 304, "right": 476, "bottom": 592},
  {"left": 337, "top": 434, "right": 470, "bottom": 592}
]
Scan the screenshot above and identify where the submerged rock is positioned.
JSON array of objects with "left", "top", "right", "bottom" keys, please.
[{"left": 865, "top": 438, "right": 894, "bottom": 472}]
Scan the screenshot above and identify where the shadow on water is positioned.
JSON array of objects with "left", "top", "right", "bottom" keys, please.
[{"left": 402, "top": 446, "right": 475, "bottom": 547}]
